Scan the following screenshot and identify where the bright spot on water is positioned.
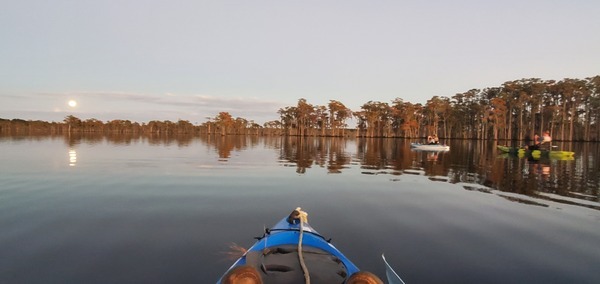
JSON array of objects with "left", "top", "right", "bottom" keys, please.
[{"left": 69, "top": 149, "right": 77, "bottom": 166}]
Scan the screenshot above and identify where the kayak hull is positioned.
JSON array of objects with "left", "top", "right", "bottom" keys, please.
[
  {"left": 410, "top": 143, "right": 450, "bottom": 151},
  {"left": 496, "top": 145, "right": 575, "bottom": 158},
  {"left": 217, "top": 209, "right": 360, "bottom": 283}
]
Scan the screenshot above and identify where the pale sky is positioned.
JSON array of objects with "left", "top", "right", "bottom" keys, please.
[{"left": 1, "top": 0, "right": 599, "bottom": 124}]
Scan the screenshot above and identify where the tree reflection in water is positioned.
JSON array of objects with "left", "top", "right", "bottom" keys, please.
[{"left": 10, "top": 133, "right": 595, "bottom": 210}]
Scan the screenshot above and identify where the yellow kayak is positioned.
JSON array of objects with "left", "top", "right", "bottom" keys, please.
[{"left": 496, "top": 145, "right": 575, "bottom": 158}]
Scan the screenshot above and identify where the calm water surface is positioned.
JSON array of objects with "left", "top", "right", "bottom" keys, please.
[{"left": 1, "top": 135, "right": 599, "bottom": 283}]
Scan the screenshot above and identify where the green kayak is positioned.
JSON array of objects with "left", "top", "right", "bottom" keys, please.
[{"left": 496, "top": 145, "right": 575, "bottom": 158}]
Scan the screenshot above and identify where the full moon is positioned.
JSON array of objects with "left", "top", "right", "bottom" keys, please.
[{"left": 68, "top": 100, "right": 77, "bottom": 107}]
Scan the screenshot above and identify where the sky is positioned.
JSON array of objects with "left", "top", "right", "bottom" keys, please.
[{"left": 1, "top": 0, "right": 599, "bottom": 125}]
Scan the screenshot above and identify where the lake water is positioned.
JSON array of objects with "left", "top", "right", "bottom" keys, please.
[{"left": 1, "top": 135, "right": 599, "bottom": 283}]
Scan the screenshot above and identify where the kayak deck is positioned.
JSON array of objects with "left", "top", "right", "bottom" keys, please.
[
  {"left": 242, "top": 245, "right": 349, "bottom": 283},
  {"left": 410, "top": 143, "right": 450, "bottom": 151},
  {"left": 496, "top": 145, "right": 574, "bottom": 157},
  {"left": 218, "top": 208, "right": 361, "bottom": 284}
]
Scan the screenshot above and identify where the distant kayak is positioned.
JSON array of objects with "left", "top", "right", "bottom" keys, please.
[
  {"left": 410, "top": 143, "right": 450, "bottom": 151},
  {"left": 217, "top": 208, "right": 402, "bottom": 284},
  {"left": 496, "top": 145, "right": 574, "bottom": 158}
]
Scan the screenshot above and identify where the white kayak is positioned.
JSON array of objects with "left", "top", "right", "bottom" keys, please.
[{"left": 410, "top": 143, "right": 450, "bottom": 151}]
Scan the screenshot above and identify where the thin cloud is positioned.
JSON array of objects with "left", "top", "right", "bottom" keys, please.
[
  {"left": 1, "top": 91, "right": 286, "bottom": 123},
  {"left": 192, "top": 95, "right": 282, "bottom": 110},
  {"left": 58, "top": 91, "right": 283, "bottom": 111}
]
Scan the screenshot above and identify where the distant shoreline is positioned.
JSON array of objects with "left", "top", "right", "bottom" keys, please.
[{"left": 3, "top": 76, "right": 599, "bottom": 141}]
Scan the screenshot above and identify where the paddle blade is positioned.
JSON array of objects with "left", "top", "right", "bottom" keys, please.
[{"left": 382, "top": 254, "right": 406, "bottom": 284}]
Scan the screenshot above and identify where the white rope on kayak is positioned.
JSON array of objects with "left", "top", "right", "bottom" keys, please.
[{"left": 296, "top": 207, "right": 310, "bottom": 284}]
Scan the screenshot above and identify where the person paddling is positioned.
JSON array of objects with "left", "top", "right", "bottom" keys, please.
[
  {"left": 540, "top": 131, "right": 552, "bottom": 150},
  {"left": 426, "top": 135, "right": 439, "bottom": 145},
  {"left": 528, "top": 133, "right": 541, "bottom": 150}
]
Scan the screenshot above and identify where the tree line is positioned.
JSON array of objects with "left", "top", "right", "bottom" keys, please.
[
  {"left": 0, "top": 117, "right": 201, "bottom": 136},
  {"left": 1, "top": 75, "right": 599, "bottom": 141}
]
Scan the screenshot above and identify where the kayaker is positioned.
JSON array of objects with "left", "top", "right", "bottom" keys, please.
[
  {"left": 221, "top": 266, "right": 384, "bottom": 284},
  {"left": 539, "top": 131, "right": 552, "bottom": 150},
  {"left": 427, "top": 135, "right": 439, "bottom": 145},
  {"left": 542, "top": 131, "right": 552, "bottom": 143},
  {"left": 528, "top": 133, "right": 541, "bottom": 150}
]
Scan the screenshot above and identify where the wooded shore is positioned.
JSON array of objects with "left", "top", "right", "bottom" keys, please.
[{"left": 2, "top": 76, "right": 599, "bottom": 142}]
